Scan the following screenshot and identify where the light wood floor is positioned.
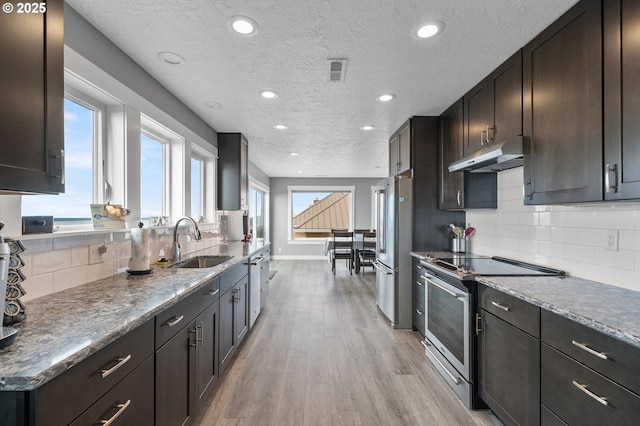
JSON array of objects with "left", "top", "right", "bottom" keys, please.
[{"left": 195, "top": 260, "right": 502, "bottom": 426}]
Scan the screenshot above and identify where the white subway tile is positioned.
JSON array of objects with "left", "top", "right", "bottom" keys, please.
[
  {"left": 539, "top": 241, "right": 564, "bottom": 258},
  {"left": 577, "top": 262, "right": 613, "bottom": 285},
  {"left": 530, "top": 226, "right": 551, "bottom": 242},
  {"left": 88, "top": 260, "right": 116, "bottom": 282},
  {"left": 619, "top": 230, "right": 640, "bottom": 251},
  {"left": 71, "top": 247, "right": 89, "bottom": 267},
  {"left": 550, "top": 227, "right": 578, "bottom": 244},
  {"left": 612, "top": 269, "right": 640, "bottom": 291},
  {"left": 595, "top": 210, "right": 635, "bottom": 230},
  {"left": 593, "top": 248, "right": 635, "bottom": 270},
  {"left": 564, "top": 244, "right": 595, "bottom": 263},
  {"left": 53, "top": 266, "right": 89, "bottom": 293},
  {"left": 577, "top": 228, "right": 604, "bottom": 247},
  {"left": 21, "top": 273, "right": 54, "bottom": 302},
  {"left": 31, "top": 249, "right": 73, "bottom": 274}
]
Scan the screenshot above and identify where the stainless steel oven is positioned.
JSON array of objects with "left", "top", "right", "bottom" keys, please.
[
  {"left": 419, "top": 269, "right": 473, "bottom": 406},
  {"left": 418, "top": 253, "right": 565, "bottom": 409}
]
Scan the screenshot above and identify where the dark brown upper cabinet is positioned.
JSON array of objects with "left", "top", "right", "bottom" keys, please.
[
  {"left": 523, "top": 0, "right": 603, "bottom": 205},
  {"left": 217, "top": 133, "right": 248, "bottom": 211},
  {"left": 389, "top": 120, "right": 411, "bottom": 176},
  {"left": 604, "top": 0, "right": 640, "bottom": 200},
  {"left": 464, "top": 51, "right": 523, "bottom": 156},
  {"left": 0, "top": 0, "right": 64, "bottom": 194},
  {"left": 440, "top": 99, "right": 497, "bottom": 211}
]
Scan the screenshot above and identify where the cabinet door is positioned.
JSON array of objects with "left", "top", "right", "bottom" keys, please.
[
  {"left": 0, "top": 0, "right": 64, "bottom": 194},
  {"left": 604, "top": 0, "right": 640, "bottom": 200},
  {"left": 464, "top": 81, "right": 490, "bottom": 155},
  {"left": 217, "top": 133, "right": 248, "bottom": 211},
  {"left": 439, "top": 99, "right": 465, "bottom": 210},
  {"left": 397, "top": 121, "right": 411, "bottom": 175},
  {"left": 388, "top": 132, "right": 399, "bottom": 177},
  {"left": 234, "top": 276, "right": 249, "bottom": 344},
  {"left": 477, "top": 310, "right": 540, "bottom": 426},
  {"left": 240, "top": 135, "right": 248, "bottom": 210},
  {"left": 194, "top": 301, "right": 220, "bottom": 407},
  {"left": 219, "top": 288, "right": 236, "bottom": 373},
  {"left": 491, "top": 50, "right": 523, "bottom": 145},
  {"left": 155, "top": 324, "right": 195, "bottom": 426},
  {"left": 523, "top": 0, "right": 602, "bottom": 204}
]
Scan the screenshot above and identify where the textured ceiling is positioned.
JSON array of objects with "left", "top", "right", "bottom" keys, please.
[{"left": 66, "top": 0, "right": 579, "bottom": 178}]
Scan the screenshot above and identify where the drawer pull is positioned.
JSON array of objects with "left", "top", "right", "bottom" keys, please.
[
  {"left": 572, "top": 340, "right": 608, "bottom": 360},
  {"left": 100, "top": 399, "right": 131, "bottom": 425},
  {"left": 163, "top": 315, "right": 184, "bottom": 328},
  {"left": 572, "top": 381, "right": 608, "bottom": 406},
  {"left": 99, "top": 354, "right": 132, "bottom": 379},
  {"left": 415, "top": 281, "right": 424, "bottom": 287},
  {"left": 421, "top": 340, "right": 462, "bottom": 385},
  {"left": 491, "top": 301, "right": 510, "bottom": 312},
  {"left": 424, "top": 277, "right": 461, "bottom": 298},
  {"left": 415, "top": 309, "right": 423, "bottom": 316},
  {"left": 208, "top": 289, "right": 220, "bottom": 296}
]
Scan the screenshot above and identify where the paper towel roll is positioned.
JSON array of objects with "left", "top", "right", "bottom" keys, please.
[
  {"left": 129, "top": 228, "right": 150, "bottom": 271},
  {"left": 227, "top": 211, "right": 244, "bottom": 242}
]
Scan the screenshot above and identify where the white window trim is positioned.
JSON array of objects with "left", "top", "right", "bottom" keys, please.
[
  {"left": 249, "top": 177, "right": 270, "bottom": 243},
  {"left": 287, "top": 185, "right": 355, "bottom": 244}
]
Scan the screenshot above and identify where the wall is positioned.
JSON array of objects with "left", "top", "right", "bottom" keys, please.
[
  {"left": 270, "top": 177, "right": 380, "bottom": 258},
  {"left": 467, "top": 167, "right": 640, "bottom": 291}
]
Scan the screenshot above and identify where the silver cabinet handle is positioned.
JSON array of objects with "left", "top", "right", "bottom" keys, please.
[
  {"left": 572, "top": 381, "right": 608, "bottom": 406},
  {"left": 486, "top": 125, "right": 494, "bottom": 143},
  {"left": 491, "top": 301, "right": 510, "bottom": 312},
  {"left": 190, "top": 327, "right": 198, "bottom": 348},
  {"left": 475, "top": 313, "right": 482, "bottom": 336},
  {"left": 197, "top": 323, "right": 203, "bottom": 344},
  {"left": 100, "top": 399, "right": 131, "bottom": 426},
  {"left": 422, "top": 340, "right": 462, "bottom": 385},
  {"left": 163, "top": 315, "right": 184, "bottom": 328},
  {"left": 424, "top": 277, "right": 461, "bottom": 298},
  {"left": 99, "top": 354, "right": 131, "bottom": 379},
  {"left": 456, "top": 190, "right": 462, "bottom": 206},
  {"left": 59, "top": 149, "right": 65, "bottom": 184},
  {"left": 572, "top": 340, "right": 608, "bottom": 360},
  {"left": 480, "top": 130, "right": 485, "bottom": 145},
  {"left": 605, "top": 163, "right": 618, "bottom": 193},
  {"left": 415, "top": 281, "right": 424, "bottom": 286},
  {"left": 415, "top": 309, "right": 423, "bottom": 316},
  {"left": 208, "top": 289, "right": 219, "bottom": 296},
  {"left": 373, "top": 261, "right": 393, "bottom": 275}
]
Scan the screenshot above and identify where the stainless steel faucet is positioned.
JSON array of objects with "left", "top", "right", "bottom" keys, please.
[{"left": 172, "top": 217, "right": 202, "bottom": 261}]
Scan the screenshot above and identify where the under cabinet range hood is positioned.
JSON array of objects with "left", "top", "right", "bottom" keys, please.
[{"left": 448, "top": 136, "right": 525, "bottom": 173}]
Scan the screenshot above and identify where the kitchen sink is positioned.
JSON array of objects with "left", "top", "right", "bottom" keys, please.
[{"left": 171, "top": 255, "right": 234, "bottom": 269}]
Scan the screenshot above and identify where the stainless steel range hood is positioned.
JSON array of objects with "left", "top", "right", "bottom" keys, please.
[{"left": 448, "top": 136, "right": 525, "bottom": 173}]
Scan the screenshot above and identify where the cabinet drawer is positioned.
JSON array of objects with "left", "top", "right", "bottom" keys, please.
[
  {"left": 541, "top": 404, "right": 567, "bottom": 426},
  {"left": 70, "top": 355, "right": 154, "bottom": 426},
  {"left": 542, "top": 344, "right": 640, "bottom": 426},
  {"left": 478, "top": 284, "right": 540, "bottom": 337},
  {"left": 189, "top": 277, "right": 221, "bottom": 319},
  {"left": 220, "top": 262, "right": 248, "bottom": 295},
  {"left": 412, "top": 272, "right": 426, "bottom": 305},
  {"left": 412, "top": 300, "right": 425, "bottom": 336},
  {"left": 155, "top": 291, "right": 200, "bottom": 349},
  {"left": 541, "top": 310, "right": 640, "bottom": 395},
  {"left": 36, "top": 319, "right": 154, "bottom": 426}
]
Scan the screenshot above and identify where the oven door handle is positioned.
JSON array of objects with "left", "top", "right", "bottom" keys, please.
[
  {"left": 421, "top": 340, "right": 462, "bottom": 385},
  {"left": 424, "top": 277, "right": 461, "bottom": 298}
]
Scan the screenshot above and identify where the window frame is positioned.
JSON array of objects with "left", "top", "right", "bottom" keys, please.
[{"left": 287, "top": 185, "right": 355, "bottom": 244}]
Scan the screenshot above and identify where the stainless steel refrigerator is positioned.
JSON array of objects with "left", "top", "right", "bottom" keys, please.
[{"left": 374, "top": 176, "right": 413, "bottom": 329}]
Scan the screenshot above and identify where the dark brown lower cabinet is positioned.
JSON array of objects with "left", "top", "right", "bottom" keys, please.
[
  {"left": 477, "top": 310, "right": 540, "bottom": 426},
  {"left": 194, "top": 301, "right": 220, "bottom": 407},
  {"left": 542, "top": 344, "right": 640, "bottom": 426},
  {"left": 219, "top": 275, "right": 249, "bottom": 374},
  {"left": 155, "top": 321, "right": 195, "bottom": 426},
  {"left": 70, "top": 356, "right": 154, "bottom": 426}
]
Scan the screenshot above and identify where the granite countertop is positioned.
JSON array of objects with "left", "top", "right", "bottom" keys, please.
[
  {"left": 411, "top": 250, "right": 640, "bottom": 351},
  {"left": 0, "top": 241, "right": 269, "bottom": 392}
]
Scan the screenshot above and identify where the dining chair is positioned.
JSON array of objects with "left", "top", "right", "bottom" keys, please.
[
  {"left": 358, "top": 231, "right": 376, "bottom": 274},
  {"left": 331, "top": 230, "right": 353, "bottom": 275}
]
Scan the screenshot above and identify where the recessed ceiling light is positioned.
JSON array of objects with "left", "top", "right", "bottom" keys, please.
[
  {"left": 297, "top": 170, "right": 303, "bottom": 174},
  {"left": 290, "top": 152, "right": 299, "bottom": 156},
  {"left": 228, "top": 16, "right": 259, "bottom": 36},
  {"left": 204, "top": 101, "right": 223, "bottom": 109},
  {"left": 157, "top": 51, "right": 186, "bottom": 66},
  {"left": 274, "top": 124, "right": 288, "bottom": 130},
  {"left": 414, "top": 21, "right": 444, "bottom": 39},
  {"left": 260, "top": 90, "right": 279, "bottom": 99},
  {"left": 360, "top": 125, "right": 375, "bottom": 131},
  {"left": 377, "top": 94, "right": 395, "bottom": 102}
]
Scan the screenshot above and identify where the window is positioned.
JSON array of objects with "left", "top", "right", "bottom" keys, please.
[
  {"left": 249, "top": 181, "right": 269, "bottom": 242},
  {"left": 287, "top": 186, "right": 355, "bottom": 240},
  {"left": 21, "top": 96, "right": 102, "bottom": 222},
  {"left": 191, "top": 156, "right": 203, "bottom": 219},
  {"left": 140, "top": 132, "right": 166, "bottom": 219}
]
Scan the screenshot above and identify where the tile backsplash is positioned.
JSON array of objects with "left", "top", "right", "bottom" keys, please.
[
  {"left": 17, "top": 223, "right": 224, "bottom": 302},
  {"left": 466, "top": 167, "right": 640, "bottom": 291}
]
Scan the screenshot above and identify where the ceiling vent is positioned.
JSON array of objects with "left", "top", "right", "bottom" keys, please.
[{"left": 328, "top": 59, "right": 347, "bottom": 82}]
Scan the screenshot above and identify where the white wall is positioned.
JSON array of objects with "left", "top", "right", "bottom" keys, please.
[
  {"left": 467, "top": 167, "right": 640, "bottom": 291},
  {"left": 270, "top": 177, "right": 380, "bottom": 259}
]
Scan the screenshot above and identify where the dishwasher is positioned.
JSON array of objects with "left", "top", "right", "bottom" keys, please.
[{"left": 249, "top": 249, "right": 269, "bottom": 328}]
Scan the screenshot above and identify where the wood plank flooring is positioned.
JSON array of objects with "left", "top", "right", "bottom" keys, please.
[{"left": 194, "top": 260, "right": 502, "bottom": 426}]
